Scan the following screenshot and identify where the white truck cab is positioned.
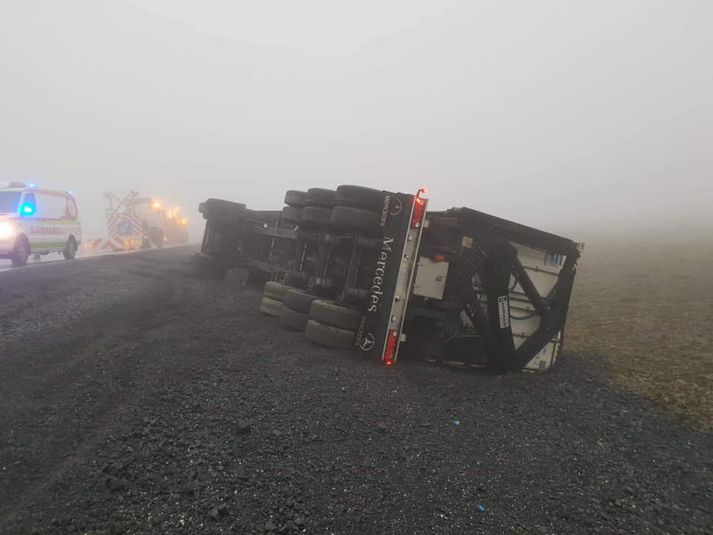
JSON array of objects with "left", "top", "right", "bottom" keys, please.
[{"left": 0, "top": 182, "right": 82, "bottom": 266}]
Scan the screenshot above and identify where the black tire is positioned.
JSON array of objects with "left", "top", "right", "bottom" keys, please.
[
  {"left": 149, "top": 227, "right": 165, "bottom": 247},
  {"left": 264, "top": 281, "right": 292, "bottom": 301},
  {"left": 284, "top": 190, "right": 308, "bottom": 207},
  {"left": 310, "top": 300, "right": 362, "bottom": 330},
  {"left": 305, "top": 320, "right": 356, "bottom": 349},
  {"left": 335, "top": 185, "right": 384, "bottom": 211},
  {"left": 305, "top": 188, "right": 336, "bottom": 208},
  {"left": 281, "top": 206, "right": 303, "bottom": 224},
  {"left": 10, "top": 236, "right": 30, "bottom": 267},
  {"left": 284, "top": 289, "right": 320, "bottom": 313},
  {"left": 279, "top": 307, "right": 310, "bottom": 331},
  {"left": 200, "top": 198, "right": 247, "bottom": 213},
  {"left": 63, "top": 236, "right": 77, "bottom": 260},
  {"left": 331, "top": 205, "right": 381, "bottom": 233},
  {"left": 199, "top": 199, "right": 247, "bottom": 224},
  {"left": 301, "top": 206, "right": 332, "bottom": 226},
  {"left": 260, "top": 296, "right": 284, "bottom": 317}
]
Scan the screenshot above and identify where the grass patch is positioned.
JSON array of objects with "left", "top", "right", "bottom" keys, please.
[{"left": 566, "top": 237, "right": 713, "bottom": 430}]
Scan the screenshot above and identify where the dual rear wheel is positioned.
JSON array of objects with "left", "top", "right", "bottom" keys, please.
[
  {"left": 278, "top": 288, "right": 319, "bottom": 331},
  {"left": 282, "top": 185, "right": 385, "bottom": 235},
  {"left": 269, "top": 185, "right": 384, "bottom": 346},
  {"left": 304, "top": 299, "right": 362, "bottom": 349},
  {"left": 260, "top": 281, "right": 363, "bottom": 351},
  {"left": 331, "top": 185, "right": 385, "bottom": 235}
]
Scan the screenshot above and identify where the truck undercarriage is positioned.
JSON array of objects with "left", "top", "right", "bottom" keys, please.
[{"left": 196, "top": 186, "right": 583, "bottom": 372}]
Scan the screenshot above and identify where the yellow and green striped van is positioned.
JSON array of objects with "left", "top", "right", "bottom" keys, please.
[{"left": 0, "top": 182, "right": 82, "bottom": 267}]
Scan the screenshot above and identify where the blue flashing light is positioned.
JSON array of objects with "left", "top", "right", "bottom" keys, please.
[{"left": 20, "top": 202, "right": 36, "bottom": 216}]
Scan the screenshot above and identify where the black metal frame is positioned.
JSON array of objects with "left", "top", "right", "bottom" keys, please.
[{"left": 411, "top": 207, "right": 581, "bottom": 372}]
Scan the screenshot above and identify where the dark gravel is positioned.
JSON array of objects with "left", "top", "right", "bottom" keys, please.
[{"left": 0, "top": 247, "right": 711, "bottom": 534}]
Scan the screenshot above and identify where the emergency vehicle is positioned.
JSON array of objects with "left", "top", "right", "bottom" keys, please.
[
  {"left": 104, "top": 191, "right": 189, "bottom": 250},
  {"left": 0, "top": 182, "right": 82, "bottom": 267}
]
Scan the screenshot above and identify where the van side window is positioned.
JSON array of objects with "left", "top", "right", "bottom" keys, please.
[
  {"left": 65, "top": 198, "right": 78, "bottom": 220},
  {"left": 36, "top": 193, "right": 67, "bottom": 219}
]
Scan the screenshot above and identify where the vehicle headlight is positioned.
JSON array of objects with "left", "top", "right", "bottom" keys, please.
[{"left": 0, "top": 221, "right": 16, "bottom": 240}]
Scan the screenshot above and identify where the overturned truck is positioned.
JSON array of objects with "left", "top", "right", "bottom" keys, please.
[{"left": 197, "top": 186, "right": 583, "bottom": 372}]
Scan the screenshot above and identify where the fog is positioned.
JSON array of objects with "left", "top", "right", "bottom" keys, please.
[{"left": 1, "top": 0, "right": 711, "bottom": 241}]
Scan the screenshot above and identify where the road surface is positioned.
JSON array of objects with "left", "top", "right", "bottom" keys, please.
[
  {"left": 0, "top": 252, "right": 77, "bottom": 273},
  {"left": 0, "top": 249, "right": 144, "bottom": 273},
  {"left": 0, "top": 247, "right": 710, "bottom": 534}
]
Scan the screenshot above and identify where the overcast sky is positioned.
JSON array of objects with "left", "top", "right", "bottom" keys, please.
[{"left": 1, "top": 0, "right": 711, "bottom": 240}]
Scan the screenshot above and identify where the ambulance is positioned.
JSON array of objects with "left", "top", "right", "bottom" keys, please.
[{"left": 0, "top": 182, "right": 82, "bottom": 267}]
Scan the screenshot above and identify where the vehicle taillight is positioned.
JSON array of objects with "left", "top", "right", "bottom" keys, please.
[
  {"left": 410, "top": 187, "right": 428, "bottom": 228},
  {"left": 383, "top": 329, "right": 399, "bottom": 367}
]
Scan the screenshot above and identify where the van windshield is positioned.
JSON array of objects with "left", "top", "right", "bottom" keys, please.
[{"left": 0, "top": 192, "right": 21, "bottom": 214}]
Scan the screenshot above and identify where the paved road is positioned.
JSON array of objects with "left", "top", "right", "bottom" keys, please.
[
  {"left": 0, "top": 249, "right": 144, "bottom": 273},
  {"left": 0, "top": 247, "right": 710, "bottom": 534},
  {"left": 0, "top": 252, "right": 77, "bottom": 273}
]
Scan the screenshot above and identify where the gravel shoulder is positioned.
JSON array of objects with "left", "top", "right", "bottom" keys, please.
[{"left": 0, "top": 247, "right": 711, "bottom": 534}]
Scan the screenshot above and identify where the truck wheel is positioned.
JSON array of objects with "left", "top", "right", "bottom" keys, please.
[
  {"left": 335, "top": 185, "right": 384, "bottom": 211},
  {"left": 331, "top": 205, "right": 381, "bottom": 233},
  {"left": 305, "top": 320, "right": 356, "bottom": 349},
  {"left": 281, "top": 206, "right": 303, "bottom": 224},
  {"left": 310, "top": 300, "right": 362, "bottom": 330},
  {"left": 283, "top": 289, "right": 320, "bottom": 313},
  {"left": 199, "top": 199, "right": 247, "bottom": 224},
  {"left": 301, "top": 206, "right": 332, "bottom": 226},
  {"left": 260, "top": 296, "right": 284, "bottom": 317},
  {"left": 264, "top": 281, "right": 292, "bottom": 301},
  {"left": 279, "top": 307, "right": 310, "bottom": 331},
  {"left": 149, "top": 227, "right": 165, "bottom": 247},
  {"left": 200, "top": 198, "right": 247, "bottom": 212},
  {"left": 284, "top": 190, "right": 308, "bottom": 207},
  {"left": 305, "top": 188, "right": 336, "bottom": 208},
  {"left": 10, "top": 236, "right": 30, "bottom": 267},
  {"left": 62, "top": 237, "right": 77, "bottom": 260}
]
